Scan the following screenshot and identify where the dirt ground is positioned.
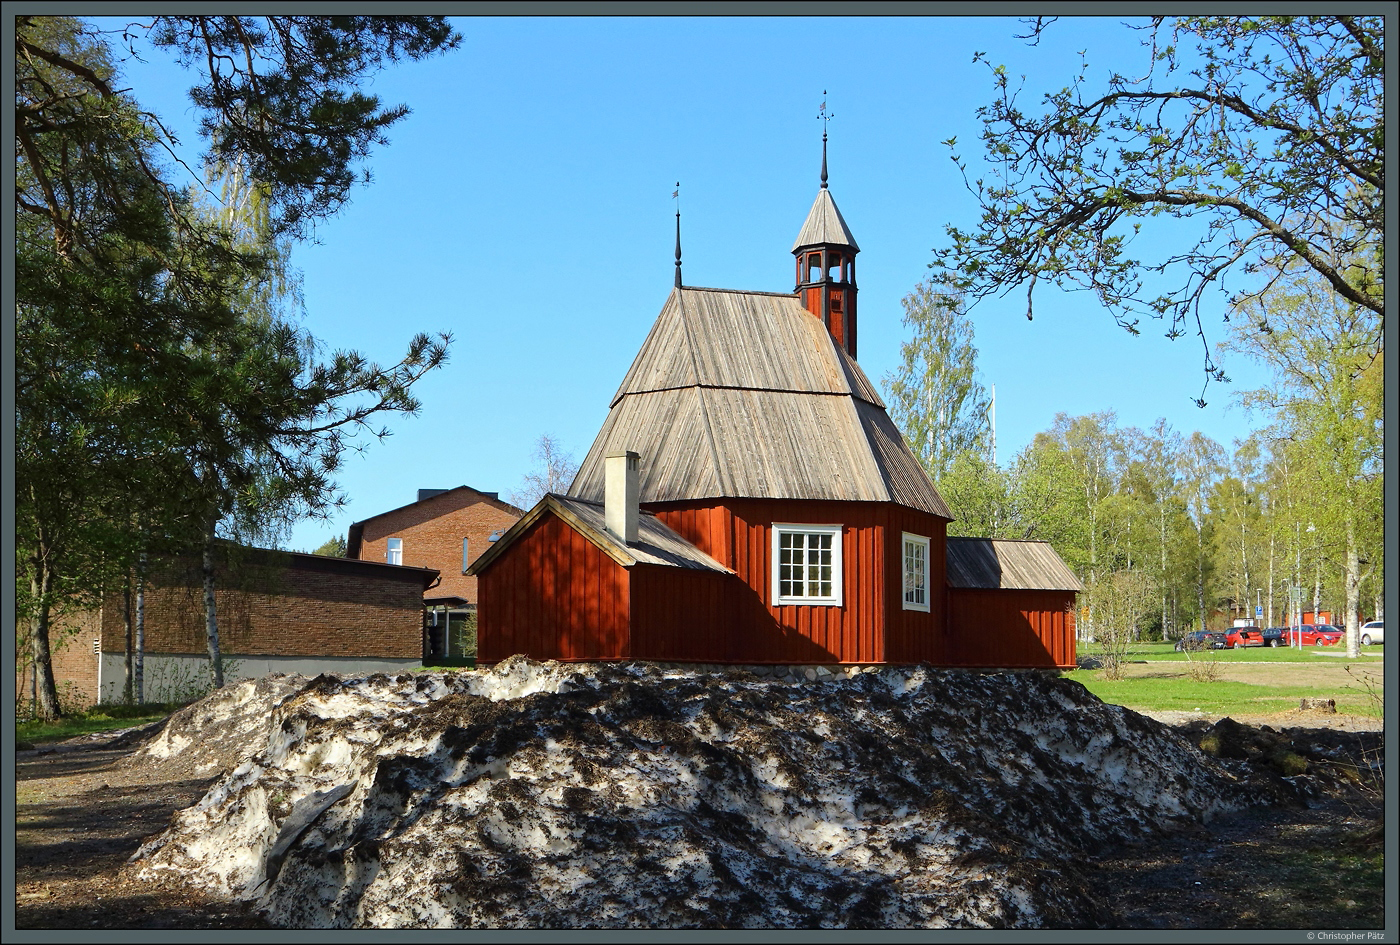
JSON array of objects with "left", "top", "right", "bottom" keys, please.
[
  {"left": 1118, "top": 655, "right": 1386, "bottom": 693},
  {"left": 12, "top": 707, "right": 1386, "bottom": 930}
]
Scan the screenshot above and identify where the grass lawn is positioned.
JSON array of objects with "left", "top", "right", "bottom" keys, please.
[
  {"left": 15, "top": 703, "right": 180, "bottom": 748},
  {"left": 1119, "top": 641, "right": 1385, "bottom": 663},
  {"left": 1069, "top": 642, "right": 1384, "bottom": 718},
  {"left": 1068, "top": 673, "right": 1382, "bottom": 718}
]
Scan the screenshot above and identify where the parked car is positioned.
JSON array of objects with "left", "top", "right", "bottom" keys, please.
[
  {"left": 1359, "top": 620, "right": 1384, "bottom": 646},
  {"left": 1260, "top": 626, "right": 1285, "bottom": 647},
  {"left": 1313, "top": 624, "right": 1347, "bottom": 645},
  {"left": 1224, "top": 626, "right": 1266, "bottom": 648},
  {"left": 1281, "top": 624, "right": 1344, "bottom": 646},
  {"left": 1175, "top": 630, "right": 1226, "bottom": 651}
]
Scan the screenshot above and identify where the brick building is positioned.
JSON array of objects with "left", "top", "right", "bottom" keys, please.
[
  {"left": 24, "top": 543, "right": 438, "bottom": 709},
  {"left": 347, "top": 486, "right": 523, "bottom": 660}
]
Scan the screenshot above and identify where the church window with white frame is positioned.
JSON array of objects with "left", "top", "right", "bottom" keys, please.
[
  {"left": 772, "top": 524, "right": 842, "bottom": 606},
  {"left": 903, "top": 532, "right": 930, "bottom": 612}
]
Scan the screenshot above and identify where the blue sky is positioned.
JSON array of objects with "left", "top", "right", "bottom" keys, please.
[{"left": 99, "top": 15, "right": 1271, "bottom": 553}]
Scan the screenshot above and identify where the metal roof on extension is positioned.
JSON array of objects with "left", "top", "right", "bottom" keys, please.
[
  {"left": 945, "top": 537, "right": 1084, "bottom": 592},
  {"left": 467, "top": 494, "right": 731, "bottom": 576}
]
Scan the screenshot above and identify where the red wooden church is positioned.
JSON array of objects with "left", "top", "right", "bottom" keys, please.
[{"left": 470, "top": 151, "right": 1081, "bottom": 669}]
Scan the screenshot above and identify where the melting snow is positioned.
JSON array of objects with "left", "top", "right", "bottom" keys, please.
[{"left": 129, "top": 657, "right": 1241, "bottom": 928}]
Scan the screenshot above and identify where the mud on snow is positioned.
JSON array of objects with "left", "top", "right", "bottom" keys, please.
[{"left": 127, "top": 657, "right": 1270, "bottom": 928}]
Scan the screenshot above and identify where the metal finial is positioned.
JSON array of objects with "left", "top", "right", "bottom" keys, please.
[
  {"left": 673, "top": 182, "right": 682, "bottom": 288},
  {"left": 818, "top": 91, "right": 831, "bottom": 188}
]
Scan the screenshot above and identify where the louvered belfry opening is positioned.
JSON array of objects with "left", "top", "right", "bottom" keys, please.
[{"left": 792, "top": 188, "right": 859, "bottom": 358}]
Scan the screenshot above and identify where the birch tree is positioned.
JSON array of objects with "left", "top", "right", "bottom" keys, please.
[
  {"left": 511, "top": 435, "right": 581, "bottom": 510},
  {"left": 1179, "top": 433, "right": 1226, "bottom": 633},
  {"left": 884, "top": 281, "right": 992, "bottom": 481},
  {"left": 1226, "top": 263, "right": 1383, "bottom": 657}
]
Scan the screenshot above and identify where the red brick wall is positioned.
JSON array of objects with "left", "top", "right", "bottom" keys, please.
[
  {"left": 96, "top": 550, "right": 432, "bottom": 660},
  {"left": 19, "top": 608, "right": 103, "bottom": 710},
  {"left": 355, "top": 490, "right": 522, "bottom": 606}
]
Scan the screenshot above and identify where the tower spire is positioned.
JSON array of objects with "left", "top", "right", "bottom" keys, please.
[
  {"left": 818, "top": 90, "right": 831, "bottom": 189},
  {"left": 673, "top": 181, "right": 682, "bottom": 288},
  {"left": 794, "top": 96, "right": 860, "bottom": 357}
]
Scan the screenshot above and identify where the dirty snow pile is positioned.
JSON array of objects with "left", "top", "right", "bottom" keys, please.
[{"left": 129, "top": 658, "right": 1242, "bottom": 928}]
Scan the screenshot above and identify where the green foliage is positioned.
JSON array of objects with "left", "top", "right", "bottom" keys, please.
[
  {"left": 145, "top": 16, "right": 460, "bottom": 238},
  {"left": 312, "top": 536, "right": 348, "bottom": 557},
  {"left": 1225, "top": 262, "right": 1383, "bottom": 655},
  {"left": 16, "top": 15, "right": 245, "bottom": 718},
  {"left": 940, "top": 391, "right": 1378, "bottom": 650},
  {"left": 883, "top": 281, "right": 991, "bottom": 481},
  {"left": 935, "top": 16, "right": 1383, "bottom": 396},
  {"left": 935, "top": 451, "right": 1010, "bottom": 538},
  {"left": 965, "top": 411, "right": 1232, "bottom": 644},
  {"left": 15, "top": 15, "right": 460, "bottom": 716}
]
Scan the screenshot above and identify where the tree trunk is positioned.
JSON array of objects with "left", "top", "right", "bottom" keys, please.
[
  {"left": 203, "top": 525, "right": 224, "bottom": 690},
  {"left": 1239, "top": 516, "right": 1249, "bottom": 623},
  {"left": 1267, "top": 531, "right": 1275, "bottom": 627},
  {"left": 122, "top": 578, "right": 134, "bottom": 704},
  {"left": 1344, "top": 517, "right": 1361, "bottom": 659},
  {"left": 1196, "top": 528, "right": 1207, "bottom": 633},
  {"left": 1158, "top": 504, "right": 1169, "bottom": 639},
  {"left": 28, "top": 564, "right": 63, "bottom": 720},
  {"left": 134, "top": 552, "right": 146, "bottom": 704}
]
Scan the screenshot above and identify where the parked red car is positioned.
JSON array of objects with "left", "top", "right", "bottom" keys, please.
[
  {"left": 1281, "top": 624, "right": 1344, "bottom": 646},
  {"left": 1224, "top": 627, "right": 1267, "bottom": 648}
]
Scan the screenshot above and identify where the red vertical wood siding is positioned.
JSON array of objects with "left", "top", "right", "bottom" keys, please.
[
  {"left": 649, "top": 498, "right": 950, "bottom": 664},
  {"left": 629, "top": 566, "right": 730, "bottom": 661},
  {"left": 478, "top": 513, "right": 630, "bottom": 662},
  {"left": 881, "top": 508, "right": 948, "bottom": 665},
  {"left": 944, "top": 588, "right": 1077, "bottom": 669},
  {"left": 478, "top": 499, "right": 1070, "bottom": 669}
]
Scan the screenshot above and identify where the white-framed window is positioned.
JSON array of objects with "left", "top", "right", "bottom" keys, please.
[
  {"left": 462, "top": 537, "right": 470, "bottom": 573},
  {"left": 386, "top": 537, "right": 403, "bottom": 566},
  {"left": 772, "top": 524, "right": 843, "bottom": 606},
  {"left": 902, "top": 533, "right": 930, "bottom": 612}
]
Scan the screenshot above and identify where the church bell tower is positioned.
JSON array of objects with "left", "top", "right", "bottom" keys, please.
[{"left": 792, "top": 118, "right": 859, "bottom": 357}]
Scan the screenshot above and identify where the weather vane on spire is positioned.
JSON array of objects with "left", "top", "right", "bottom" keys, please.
[
  {"left": 818, "top": 90, "right": 832, "bottom": 189},
  {"left": 673, "top": 181, "right": 682, "bottom": 288}
]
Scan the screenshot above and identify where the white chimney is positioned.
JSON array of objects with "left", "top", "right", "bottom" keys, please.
[{"left": 605, "top": 450, "right": 640, "bottom": 544}]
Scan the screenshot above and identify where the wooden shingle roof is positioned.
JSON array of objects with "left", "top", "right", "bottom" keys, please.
[
  {"left": 791, "top": 188, "right": 859, "bottom": 252},
  {"left": 945, "top": 538, "right": 1084, "bottom": 592},
  {"left": 570, "top": 286, "right": 952, "bottom": 518}
]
